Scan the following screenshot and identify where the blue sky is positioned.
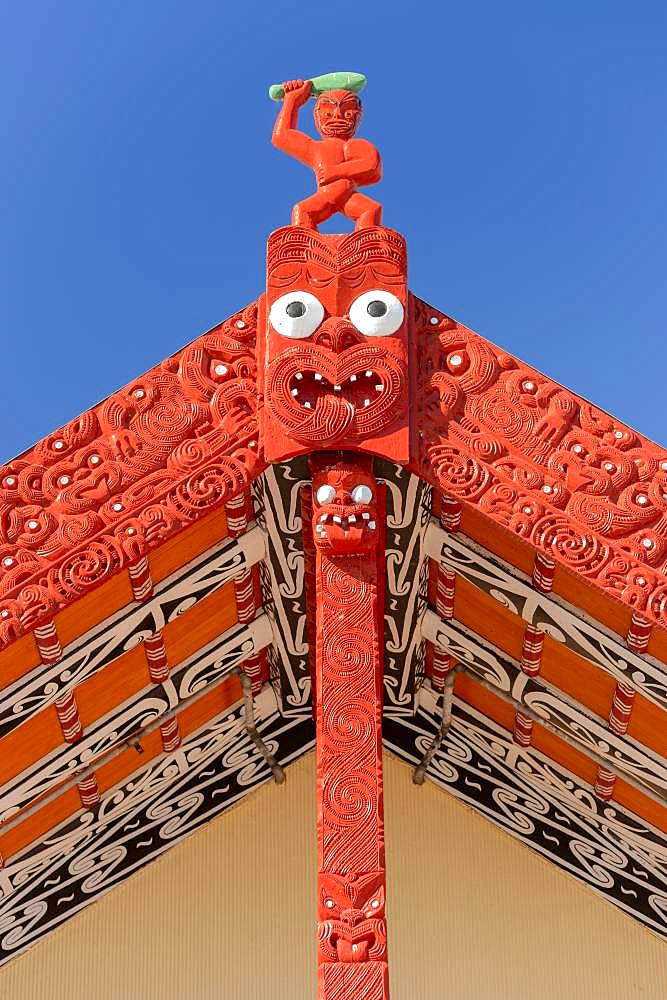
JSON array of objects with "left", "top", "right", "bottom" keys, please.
[{"left": 1, "top": 1, "right": 665, "bottom": 460}]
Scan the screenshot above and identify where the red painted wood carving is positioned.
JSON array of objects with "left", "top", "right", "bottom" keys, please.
[
  {"left": 271, "top": 76, "right": 382, "bottom": 230},
  {"left": 411, "top": 296, "right": 667, "bottom": 630},
  {"left": 0, "top": 305, "right": 261, "bottom": 647},
  {"left": 260, "top": 226, "right": 409, "bottom": 465},
  {"left": 311, "top": 457, "right": 389, "bottom": 999}
]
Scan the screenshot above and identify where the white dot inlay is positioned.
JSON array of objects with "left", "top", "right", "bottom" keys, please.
[
  {"left": 642, "top": 538, "right": 653, "bottom": 549},
  {"left": 214, "top": 363, "right": 228, "bottom": 376}
]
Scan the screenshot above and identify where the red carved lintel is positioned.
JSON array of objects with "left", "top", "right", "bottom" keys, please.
[{"left": 311, "top": 455, "right": 389, "bottom": 999}]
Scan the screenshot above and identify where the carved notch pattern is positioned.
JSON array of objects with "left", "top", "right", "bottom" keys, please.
[
  {"left": 0, "top": 304, "right": 262, "bottom": 648},
  {"left": 412, "top": 297, "right": 667, "bottom": 631},
  {"left": 313, "top": 458, "right": 389, "bottom": 998}
]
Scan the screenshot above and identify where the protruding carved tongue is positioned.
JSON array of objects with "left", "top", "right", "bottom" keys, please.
[{"left": 310, "top": 394, "right": 355, "bottom": 443}]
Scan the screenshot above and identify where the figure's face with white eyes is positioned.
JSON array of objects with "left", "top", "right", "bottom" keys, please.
[
  {"left": 311, "top": 464, "right": 378, "bottom": 554},
  {"left": 261, "top": 227, "right": 409, "bottom": 462}
]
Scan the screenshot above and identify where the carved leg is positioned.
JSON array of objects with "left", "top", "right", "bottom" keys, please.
[
  {"left": 311, "top": 456, "right": 389, "bottom": 1000},
  {"left": 293, "top": 181, "right": 356, "bottom": 230},
  {"left": 343, "top": 191, "right": 383, "bottom": 230}
]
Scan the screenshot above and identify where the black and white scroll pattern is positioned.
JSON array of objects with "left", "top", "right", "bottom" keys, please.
[
  {"left": 385, "top": 694, "right": 667, "bottom": 938},
  {"left": 0, "top": 532, "right": 256, "bottom": 741},
  {"left": 0, "top": 692, "right": 315, "bottom": 966},
  {"left": 0, "top": 618, "right": 272, "bottom": 820},
  {"left": 422, "top": 611, "right": 667, "bottom": 802},
  {"left": 253, "top": 459, "right": 311, "bottom": 717},
  {"left": 378, "top": 461, "right": 432, "bottom": 717},
  {"left": 426, "top": 522, "right": 667, "bottom": 711}
]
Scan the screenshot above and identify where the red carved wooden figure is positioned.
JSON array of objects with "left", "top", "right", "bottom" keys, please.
[
  {"left": 260, "top": 226, "right": 409, "bottom": 464},
  {"left": 272, "top": 79, "right": 382, "bottom": 231},
  {"left": 311, "top": 456, "right": 389, "bottom": 999}
]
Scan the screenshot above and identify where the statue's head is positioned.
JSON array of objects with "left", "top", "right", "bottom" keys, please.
[
  {"left": 313, "top": 89, "right": 363, "bottom": 139},
  {"left": 311, "top": 462, "right": 378, "bottom": 555},
  {"left": 260, "top": 227, "right": 409, "bottom": 463}
]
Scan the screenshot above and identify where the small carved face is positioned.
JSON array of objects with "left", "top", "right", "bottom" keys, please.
[
  {"left": 262, "top": 227, "right": 409, "bottom": 462},
  {"left": 318, "top": 872, "right": 387, "bottom": 965},
  {"left": 312, "top": 465, "right": 378, "bottom": 554},
  {"left": 314, "top": 90, "right": 362, "bottom": 138}
]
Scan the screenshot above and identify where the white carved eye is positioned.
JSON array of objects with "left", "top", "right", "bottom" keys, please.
[
  {"left": 270, "top": 291, "right": 324, "bottom": 339},
  {"left": 351, "top": 484, "right": 373, "bottom": 504},
  {"left": 316, "top": 484, "right": 336, "bottom": 505},
  {"left": 349, "top": 289, "right": 404, "bottom": 337}
]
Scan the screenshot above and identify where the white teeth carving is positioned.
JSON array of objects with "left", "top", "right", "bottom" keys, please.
[
  {"left": 320, "top": 514, "right": 328, "bottom": 522},
  {"left": 348, "top": 514, "right": 357, "bottom": 522},
  {"left": 364, "top": 399, "right": 371, "bottom": 407},
  {"left": 365, "top": 370, "right": 373, "bottom": 377},
  {"left": 304, "top": 401, "right": 312, "bottom": 409},
  {"left": 314, "top": 373, "right": 322, "bottom": 381},
  {"left": 375, "top": 384, "right": 383, "bottom": 391},
  {"left": 368, "top": 520, "right": 376, "bottom": 530},
  {"left": 349, "top": 374, "right": 357, "bottom": 382},
  {"left": 291, "top": 388, "right": 299, "bottom": 396},
  {"left": 333, "top": 385, "right": 341, "bottom": 392},
  {"left": 333, "top": 515, "right": 342, "bottom": 524},
  {"left": 295, "top": 372, "right": 303, "bottom": 380},
  {"left": 362, "top": 512, "right": 370, "bottom": 520}
]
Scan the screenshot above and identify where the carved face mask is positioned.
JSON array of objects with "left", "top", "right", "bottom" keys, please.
[
  {"left": 313, "top": 89, "right": 363, "bottom": 139},
  {"left": 260, "top": 227, "right": 409, "bottom": 463},
  {"left": 311, "top": 464, "right": 378, "bottom": 555}
]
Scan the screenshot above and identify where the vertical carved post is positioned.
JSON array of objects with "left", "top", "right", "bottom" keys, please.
[{"left": 311, "top": 457, "right": 389, "bottom": 1000}]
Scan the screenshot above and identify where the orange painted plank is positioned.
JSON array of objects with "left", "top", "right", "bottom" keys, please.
[
  {"left": 0, "top": 787, "right": 81, "bottom": 861},
  {"left": 552, "top": 566, "right": 632, "bottom": 644},
  {"left": 460, "top": 507, "right": 536, "bottom": 576},
  {"left": 0, "top": 632, "right": 40, "bottom": 689},
  {"left": 530, "top": 723, "right": 598, "bottom": 786},
  {"left": 454, "top": 673, "right": 516, "bottom": 732},
  {"left": 613, "top": 778, "right": 667, "bottom": 835},
  {"left": 95, "top": 729, "right": 164, "bottom": 795},
  {"left": 0, "top": 705, "right": 63, "bottom": 785},
  {"left": 647, "top": 626, "right": 667, "bottom": 664},
  {"left": 55, "top": 571, "right": 134, "bottom": 648},
  {"left": 539, "top": 636, "right": 616, "bottom": 720},
  {"left": 453, "top": 576, "right": 525, "bottom": 662},
  {"left": 0, "top": 659, "right": 242, "bottom": 863},
  {"left": 149, "top": 508, "right": 228, "bottom": 585},
  {"left": 627, "top": 693, "right": 667, "bottom": 759},
  {"left": 162, "top": 582, "right": 237, "bottom": 667},
  {"left": 178, "top": 674, "right": 242, "bottom": 738},
  {"left": 76, "top": 644, "right": 150, "bottom": 728}
]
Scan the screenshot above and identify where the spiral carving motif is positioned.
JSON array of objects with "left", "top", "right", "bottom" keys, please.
[
  {"left": 0, "top": 303, "right": 261, "bottom": 645},
  {"left": 413, "top": 295, "right": 667, "bottom": 630},
  {"left": 314, "top": 457, "right": 388, "bottom": 996}
]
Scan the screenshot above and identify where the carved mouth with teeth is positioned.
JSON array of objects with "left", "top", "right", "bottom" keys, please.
[
  {"left": 265, "top": 345, "right": 406, "bottom": 447},
  {"left": 290, "top": 369, "right": 384, "bottom": 411},
  {"left": 313, "top": 505, "right": 377, "bottom": 554}
]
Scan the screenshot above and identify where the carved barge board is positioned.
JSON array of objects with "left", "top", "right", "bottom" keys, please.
[{"left": 312, "top": 457, "right": 389, "bottom": 999}]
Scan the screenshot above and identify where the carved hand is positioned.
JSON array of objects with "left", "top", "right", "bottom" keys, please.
[{"left": 281, "top": 79, "right": 313, "bottom": 106}]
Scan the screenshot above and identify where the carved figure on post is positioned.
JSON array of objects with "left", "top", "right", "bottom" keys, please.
[{"left": 270, "top": 73, "right": 382, "bottom": 230}]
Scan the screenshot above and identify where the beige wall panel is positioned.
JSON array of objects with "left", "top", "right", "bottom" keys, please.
[{"left": 1, "top": 753, "right": 665, "bottom": 999}]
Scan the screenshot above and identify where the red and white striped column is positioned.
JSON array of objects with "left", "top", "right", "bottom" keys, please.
[{"left": 225, "top": 492, "right": 264, "bottom": 695}]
